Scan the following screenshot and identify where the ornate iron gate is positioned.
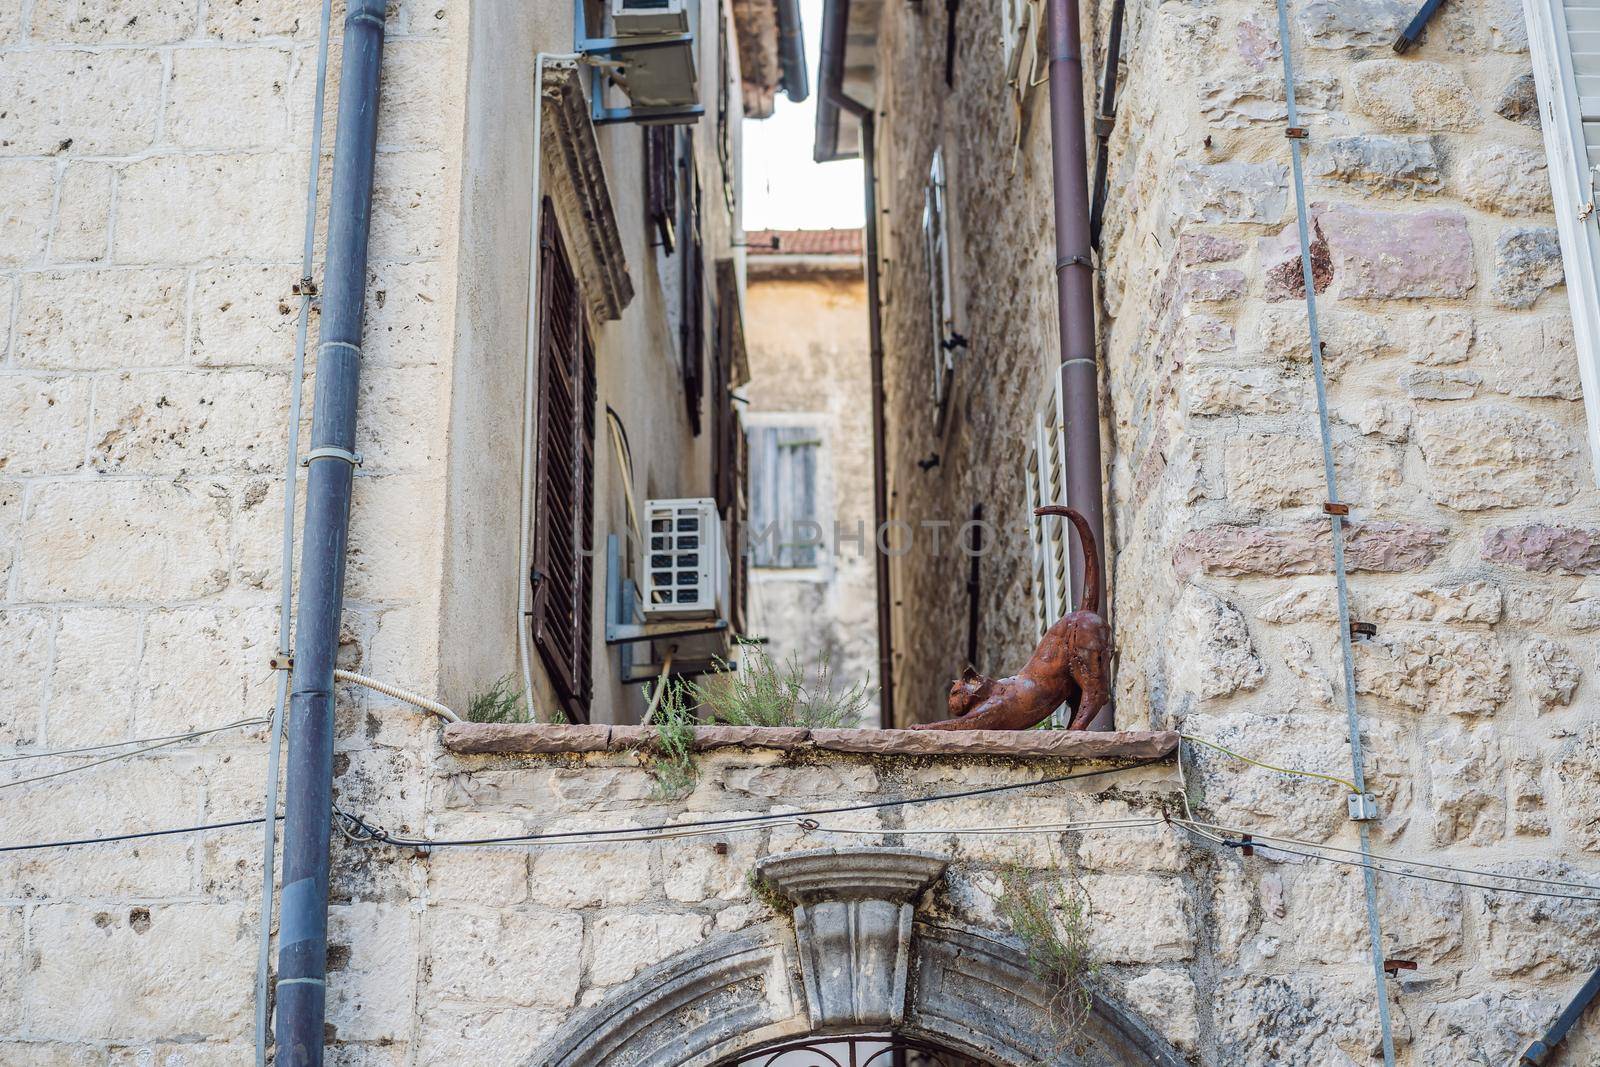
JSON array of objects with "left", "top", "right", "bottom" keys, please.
[{"left": 723, "top": 1033, "right": 993, "bottom": 1067}]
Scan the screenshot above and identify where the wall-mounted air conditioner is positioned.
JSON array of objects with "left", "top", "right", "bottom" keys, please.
[
  {"left": 641, "top": 497, "right": 729, "bottom": 619},
  {"left": 612, "top": 0, "right": 689, "bottom": 36}
]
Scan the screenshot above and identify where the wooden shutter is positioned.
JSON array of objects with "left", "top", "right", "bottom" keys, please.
[
  {"left": 645, "top": 126, "right": 677, "bottom": 253},
  {"left": 531, "top": 199, "right": 596, "bottom": 720},
  {"left": 680, "top": 136, "right": 706, "bottom": 435},
  {"left": 748, "top": 425, "right": 821, "bottom": 568},
  {"left": 1527, "top": 0, "right": 1600, "bottom": 483}
]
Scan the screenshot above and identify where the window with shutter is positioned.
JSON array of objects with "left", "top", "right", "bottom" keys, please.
[
  {"left": 531, "top": 198, "right": 597, "bottom": 721},
  {"left": 748, "top": 424, "right": 824, "bottom": 569},
  {"left": 645, "top": 126, "right": 677, "bottom": 253},
  {"left": 1024, "top": 377, "right": 1072, "bottom": 638},
  {"left": 1528, "top": 0, "right": 1600, "bottom": 483},
  {"left": 923, "top": 147, "right": 958, "bottom": 426},
  {"left": 680, "top": 133, "right": 707, "bottom": 435}
]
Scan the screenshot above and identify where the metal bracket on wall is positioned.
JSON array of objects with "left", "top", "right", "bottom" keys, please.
[
  {"left": 604, "top": 533, "right": 734, "bottom": 686},
  {"left": 574, "top": 0, "right": 706, "bottom": 126}
]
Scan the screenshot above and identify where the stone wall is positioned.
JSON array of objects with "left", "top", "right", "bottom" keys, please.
[{"left": 742, "top": 259, "right": 880, "bottom": 718}]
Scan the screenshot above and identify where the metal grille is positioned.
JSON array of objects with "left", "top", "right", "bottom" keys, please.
[{"left": 720, "top": 1034, "right": 994, "bottom": 1067}]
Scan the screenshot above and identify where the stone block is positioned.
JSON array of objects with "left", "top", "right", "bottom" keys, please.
[
  {"left": 1121, "top": 969, "right": 1198, "bottom": 1053},
  {"left": 1216, "top": 974, "right": 1387, "bottom": 1064},
  {"left": 1224, "top": 431, "right": 1323, "bottom": 510},
  {"left": 415, "top": 1005, "right": 563, "bottom": 1065},
  {"left": 0, "top": 608, "right": 50, "bottom": 748},
  {"left": 369, "top": 150, "right": 450, "bottom": 261},
  {"left": 137, "top": 604, "right": 278, "bottom": 735},
  {"left": 1495, "top": 73, "right": 1540, "bottom": 127},
  {"left": 189, "top": 264, "right": 299, "bottom": 366},
  {"left": 720, "top": 763, "right": 879, "bottom": 798},
  {"left": 529, "top": 841, "right": 657, "bottom": 908},
  {"left": 1344, "top": 398, "right": 1412, "bottom": 441},
  {"left": 1170, "top": 585, "right": 1263, "bottom": 700},
  {"left": 0, "top": 375, "right": 89, "bottom": 475},
  {"left": 1356, "top": 629, "right": 1510, "bottom": 717},
  {"left": 0, "top": 908, "right": 19, "bottom": 1035},
  {"left": 1523, "top": 637, "right": 1581, "bottom": 709},
  {"left": 344, "top": 474, "right": 444, "bottom": 601},
  {"left": 1173, "top": 161, "right": 1287, "bottom": 225},
  {"left": 424, "top": 907, "right": 582, "bottom": 1006},
  {"left": 586, "top": 912, "right": 709, "bottom": 986},
  {"left": 14, "top": 480, "right": 231, "bottom": 602},
  {"left": 203, "top": 0, "right": 314, "bottom": 38},
  {"left": 1366, "top": 580, "right": 1503, "bottom": 623},
  {"left": 1075, "top": 800, "right": 1185, "bottom": 873},
  {"left": 1457, "top": 144, "right": 1551, "bottom": 215},
  {"left": 30, "top": 0, "right": 197, "bottom": 42},
  {"left": 46, "top": 609, "right": 140, "bottom": 746},
  {"left": 1475, "top": 315, "right": 1583, "bottom": 400},
  {"left": 364, "top": 261, "right": 449, "bottom": 363},
  {"left": 1417, "top": 403, "right": 1578, "bottom": 510},
  {"left": 0, "top": 161, "right": 56, "bottom": 266},
  {"left": 1560, "top": 577, "right": 1600, "bottom": 630},
  {"left": 1482, "top": 523, "right": 1600, "bottom": 573},
  {"left": 1198, "top": 73, "right": 1341, "bottom": 129},
  {"left": 1492, "top": 226, "right": 1564, "bottom": 308},
  {"left": 89, "top": 369, "right": 288, "bottom": 474},
  {"left": 115, "top": 153, "right": 299, "bottom": 264},
  {"left": 1307, "top": 134, "right": 1441, "bottom": 196},
  {"left": 0, "top": 50, "right": 162, "bottom": 155},
  {"left": 14, "top": 269, "right": 189, "bottom": 369},
  {"left": 1488, "top": 0, "right": 1529, "bottom": 51},
  {"left": 1478, "top": 858, "right": 1600, "bottom": 977},
  {"left": 1426, "top": 726, "right": 1507, "bottom": 844},
  {"left": 326, "top": 903, "right": 418, "bottom": 1042},
  {"left": 1300, "top": 0, "right": 1409, "bottom": 48},
  {"left": 25, "top": 903, "right": 252, "bottom": 1038},
  {"left": 1174, "top": 520, "right": 1447, "bottom": 578},
  {"left": 356, "top": 363, "right": 446, "bottom": 472},
  {"left": 1178, "top": 233, "right": 1244, "bottom": 265},
  {"left": 1320, "top": 206, "right": 1475, "bottom": 300},
  {"left": 166, "top": 47, "right": 292, "bottom": 149},
  {"left": 1400, "top": 366, "right": 1480, "bottom": 400},
  {"left": 51, "top": 162, "right": 114, "bottom": 263},
  {"left": 1184, "top": 366, "right": 1308, "bottom": 417},
  {"left": 663, "top": 833, "right": 763, "bottom": 902},
  {"left": 1081, "top": 875, "right": 1193, "bottom": 963},
  {"left": 1182, "top": 268, "right": 1245, "bottom": 303},
  {"left": 1417, "top": 991, "right": 1559, "bottom": 1067},
  {"left": 374, "top": 39, "right": 451, "bottom": 148},
  {"left": 1557, "top": 729, "right": 1600, "bottom": 852},
  {"left": 1351, "top": 59, "right": 1481, "bottom": 131}
]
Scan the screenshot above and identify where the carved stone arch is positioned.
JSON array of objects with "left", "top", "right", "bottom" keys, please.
[{"left": 534, "top": 848, "right": 1184, "bottom": 1067}]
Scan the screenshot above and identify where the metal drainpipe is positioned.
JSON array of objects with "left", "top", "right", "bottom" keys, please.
[
  {"left": 274, "top": 0, "right": 387, "bottom": 1062},
  {"left": 1045, "top": 0, "right": 1112, "bottom": 729}
]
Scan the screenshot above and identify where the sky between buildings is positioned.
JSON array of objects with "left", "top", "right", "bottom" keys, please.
[{"left": 740, "top": 0, "right": 867, "bottom": 231}]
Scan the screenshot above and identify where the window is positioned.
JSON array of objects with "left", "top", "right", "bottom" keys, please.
[
  {"left": 1001, "top": 0, "right": 1047, "bottom": 148},
  {"left": 923, "top": 147, "right": 959, "bottom": 426},
  {"left": 531, "top": 198, "right": 597, "bottom": 721},
  {"left": 1525, "top": 0, "right": 1600, "bottom": 483},
  {"left": 1024, "top": 376, "right": 1071, "bottom": 638},
  {"left": 748, "top": 424, "right": 823, "bottom": 569},
  {"left": 680, "top": 133, "right": 707, "bottom": 434},
  {"left": 645, "top": 126, "right": 678, "bottom": 253}
]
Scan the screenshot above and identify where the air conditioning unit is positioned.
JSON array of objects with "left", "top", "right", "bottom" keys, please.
[
  {"left": 642, "top": 497, "right": 729, "bottom": 619},
  {"left": 612, "top": 0, "right": 689, "bottom": 35}
]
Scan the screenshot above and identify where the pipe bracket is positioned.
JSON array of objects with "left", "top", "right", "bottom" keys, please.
[{"left": 300, "top": 446, "right": 363, "bottom": 468}]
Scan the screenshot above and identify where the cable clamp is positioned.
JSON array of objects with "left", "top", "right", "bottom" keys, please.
[
  {"left": 798, "top": 817, "right": 820, "bottom": 832},
  {"left": 1349, "top": 621, "right": 1377, "bottom": 639},
  {"left": 269, "top": 655, "right": 294, "bottom": 671},
  {"left": 1094, "top": 115, "right": 1116, "bottom": 138},
  {"left": 1347, "top": 793, "right": 1380, "bottom": 821},
  {"left": 1055, "top": 254, "right": 1094, "bottom": 273},
  {"left": 1285, "top": 126, "right": 1308, "bottom": 139},
  {"left": 300, "top": 446, "right": 363, "bottom": 468},
  {"left": 1322, "top": 501, "right": 1350, "bottom": 516}
]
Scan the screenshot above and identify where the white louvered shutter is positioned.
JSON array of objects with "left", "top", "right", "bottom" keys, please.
[
  {"left": 1024, "top": 377, "right": 1072, "bottom": 638},
  {"left": 1525, "top": 0, "right": 1600, "bottom": 483}
]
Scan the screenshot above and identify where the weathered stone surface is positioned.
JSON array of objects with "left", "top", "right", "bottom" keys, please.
[
  {"left": 1224, "top": 431, "right": 1323, "bottom": 510},
  {"left": 1320, "top": 206, "right": 1475, "bottom": 300},
  {"left": 1308, "top": 134, "right": 1441, "bottom": 195},
  {"left": 0, "top": 50, "right": 162, "bottom": 155},
  {"left": 1198, "top": 73, "right": 1341, "bottom": 129},
  {"left": 1426, "top": 726, "right": 1507, "bottom": 844},
  {"left": 1351, "top": 59, "right": 1482, "bottom": 131},
  {"left": 1457, "top": 144, "right": 1551, "bottom": 215},
  {"left": 1487, "top": 0, "right": 1529, "bottom": 51},
  {"left": 1491, "top": 226, "right": 1564, "bottom": 308},
  {"left": 46, "top": 609, "right": 139, "bottom": 745},
  {"left": 1494, "top": 72, "right": 1540, "bottom": 127},
  {"left": 1557, "top": 728, "right": 1600, "bottom": 852},
  {"left": 14, "top": 268, "right": 189, "bottom": 369},
  {"left": 326, "top": 903, "right": 418, "bottom": 1042},
  {"left": 1259, "top": 218, "right": 1332, "bottom": 302},
  {"left": 588, "top": 913, "right": 710, "bottom": 986},
  {"left": 0, "top": 375, "right": 89, "bottom": 475},
  {"left": 1560, "top": 576, "right": 1600, "bottom": 630},
  {"left": 1478, "top": 858, "right": 1600, "bottom": 976},
  {"left": 90, "top": 369, "right": 288, "bottom": 474},
  {"left": 1123, "top": 969, "right": 1199, "bottom": 1052},
  {"left": 1300, "top": 0, "right": 1410, "bottom": 47},
  {"left": 1482, "top": 523, "right": 1600, "bottom": 573},
  {"left": 426, "top": 847, "right": 529, "bottom": 903},
  {"left": 166, "top": 46, "right": 292, "bottom": 150},
  {"left": 1400, "top": 367, "right": 1480, "bottom": 400},
  {"left": 722, "top": 763, "right": 879, "bottom": 798},
  {"left": 1082, "top": 875, "right": 1194, "bottom": 963},
  {"left": 14, "top": 480, "right": 231, "bottom": 602},
  {"left": 1171, "top": 586, "right": 1264, "bottom": 700},
  {"left": 115, "top": 153, "right": 300, "bottom": 264},
  {"left": 1183, "top": 268, "right": 1246, "bottom": 303},
  {"left": 1365, "top": 580, "right": 1504, "bottom": 623},
  {"left": 1179, "top": 233, "right": 1244, "bottom": 265},
  {"left": 424, "top": 908, "right": 582, "bottom": 1006},
  {"left": 1344, "top": 398, "right": 1412, "bottom": 441},
  {"left": 0, "top": 160, "right": 54, "bottom": 266},
  {"left": 1174, "top": 521, "right": 1448, "bottom": 577},
  {"left": 1475, "top": 316, "right": 1583, "bottom": 399},
  {"left": 1173, "top": 161, "right": 1288, "bottom": 224},
  {"left": 1185, "top": 367, "right": 1307, "bottom": 417},
  {"left": 1508, "top": 743, "right": 1550, "bottom": 837},
  {"left": 1417, "top": 404, "right": 1578, "bottom": 510},
  {"left": 1523, "top": 638, "right": 1581, "bottom": 709},
  {"left": 52, "top": 161, "right": 113, "bottom": 262},
  {"left": 1216, "top": 974, "right": 1387, "bottom": 1065},
  {"left": 443, "top": 722, "right": 610, "bottom": 753},
  {"left": 1418, "top": 991, "right": 1559, "bottom": 1067},
  {"left": 1288, "top": 861, "right": 1462, "bottom": 964},
  {"left": 1356, "top": 630, "right": 1510, "bottom": 717},
  {"left": 1404, "top": 309, "right": 1474, "bottom": 365}
]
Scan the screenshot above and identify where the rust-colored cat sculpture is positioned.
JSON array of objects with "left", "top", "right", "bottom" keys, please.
[{"left": 911, "top": 505, "right": 1109, "bottom": 732}]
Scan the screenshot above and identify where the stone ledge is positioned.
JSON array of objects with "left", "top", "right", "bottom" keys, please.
[{"left": 441, "top": 722, "right": 1179, "bottom": 761}]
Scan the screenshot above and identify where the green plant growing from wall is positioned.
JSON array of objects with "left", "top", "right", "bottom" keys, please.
[
  {"left": 466, "top": 674, "right": 526, "bottom": 724},
  {"left": 996, "top": 862, "right": 1098, "bottom": 1048},
  {"left": 690, "top": 648, "right": 872, "bottom": 729},
  {"left": 647, "top": 677, "right": 699, "bottom": 797}
]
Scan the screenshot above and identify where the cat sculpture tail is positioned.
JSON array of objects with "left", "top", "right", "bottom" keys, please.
[{"left": 1032, "top": 505, "right": 1100, "bottom": 616}]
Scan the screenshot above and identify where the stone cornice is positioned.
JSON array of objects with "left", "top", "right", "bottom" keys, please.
[{"left": 542, "top": 59, "right": 632, "bottom": 322}]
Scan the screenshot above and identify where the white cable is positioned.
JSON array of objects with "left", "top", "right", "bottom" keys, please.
[
  {"left": 0, "top": 718, "right": 269, "bottom": 790},
  {"left": 332, "top": 670, "right": 461, "bottom": 723},
  {"left": 0, "top": 719, "right": 269, "bottom": 763}
]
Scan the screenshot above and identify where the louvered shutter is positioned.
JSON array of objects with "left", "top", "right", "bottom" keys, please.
[
  {"left": 1024, "top": 377, "right": 1072, "bottom": 638},
  {"left": 1527, "top": 0, "right": 1600, "bottom": 482},
  {"left": 681, "top": 142, "right": 706, "bottom": 435},
  {"left": 531, "top": 199, "right": 596, "bottom": 720},
  {"left": 748, "top": 425, "right": 821, "bottom": 568},
  {"left": 645, "top": 126, "right": 677, "bottom": 253},
  {"left": 923, "top": 148, "right": 956, "bottom": 423}
]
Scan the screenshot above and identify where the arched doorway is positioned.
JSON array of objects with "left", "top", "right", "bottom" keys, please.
[{"left": 534, "top": 848, "right": 1184, "bottom": 1067}]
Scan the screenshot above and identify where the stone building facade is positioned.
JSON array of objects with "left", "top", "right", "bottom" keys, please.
[
  {"left": 740, "top": 229, "right": 880, "bottom": 720},
  {"left": 4, "top": 0, "right": 1600, "bottom": 1064}
]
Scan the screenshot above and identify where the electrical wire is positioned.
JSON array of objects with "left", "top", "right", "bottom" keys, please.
[
  {"left": 1180, "top": 733, "right": 1358, "bottom": 794},
  {"left": 332, "top": 669, "right": 461, "bottom": 723},
  {"left": 0, "top": 717, "right": 270, "bottom": 764},
  {"left": 0, "top": 718, "right": 270, "bottom": 791},
  {"left": 0, "top": 816, "right": 277, "bottom": 854}
]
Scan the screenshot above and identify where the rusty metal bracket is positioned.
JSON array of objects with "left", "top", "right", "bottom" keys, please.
[
  {"left": 1285, "top": 126, "right": 1308, "bottom": 139},
  {"left": 1349, "top": 621, "right": 1377, "bottom": 639},
  {"left": 1240, "top": 834, "right": 1255, "bottom": 858},
  {"left": 1323, "top": 501, "right": 1350, "bottom": 516},
  {"left": 1382, "top": 959, "right": 1418, "bottom": 977},
  {"left": 270, "top": 655, "right": 294, "bottom": 671}
]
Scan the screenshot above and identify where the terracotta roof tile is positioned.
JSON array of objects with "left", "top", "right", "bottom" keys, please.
[{"left": 745, "top": 228, "right": 863, "bottom": 256}]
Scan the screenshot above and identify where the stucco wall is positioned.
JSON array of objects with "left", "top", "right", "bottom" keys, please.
[{"left": 742, "top": 263, "right": 880, "bottom": 720}]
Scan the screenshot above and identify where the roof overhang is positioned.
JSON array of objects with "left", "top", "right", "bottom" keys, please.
[
  {"left": 813, "top": 0, "right": 882, "bottom": 162},
  {"left": 731, "top": 0, "right": 809, "bottom": 119}
]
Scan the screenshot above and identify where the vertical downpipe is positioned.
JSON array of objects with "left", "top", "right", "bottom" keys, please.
[
  {"left": 859, "top": 114, "right": 895, "bottom": 729},
  {"left": 274, "top": 1, "right": 387, "bottom": 1063},
  {"left": 1045, "top": 0, "right": 1111, "bottom": 727}
]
